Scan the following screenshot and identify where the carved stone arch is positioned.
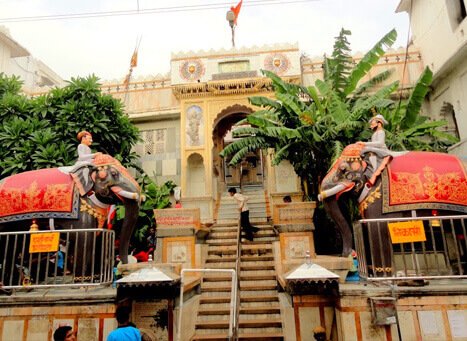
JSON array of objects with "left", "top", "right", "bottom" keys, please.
[
  {"left": 186, "top": 152, "right": 205, "bottom": 196},
  {"left": 212, "top": 104, "right": 254, "bottom": 139}
]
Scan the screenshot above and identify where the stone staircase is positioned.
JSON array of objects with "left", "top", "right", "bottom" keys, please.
[
  {"left": 190, "top": 187, "right": 284, "bottom": 340},
  {"left": 216, "top": 185, "right": 268, "bottom": 224}
]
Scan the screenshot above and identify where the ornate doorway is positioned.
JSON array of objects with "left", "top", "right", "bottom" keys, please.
[{"left": 212, "top": 104, "right": 265, "bottom": 192}]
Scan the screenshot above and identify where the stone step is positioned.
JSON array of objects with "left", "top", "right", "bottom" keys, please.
[
  {"left": 206, "top": 239, "right": 238, "bottom": 246},
  {"left": 201, "top": 285, "right": 232, "bottom": 293},
  {"left": 208, "top": 237, "right": 276, "bottom": 246},
  {"left": 211, "top": 221, "right": 271, "bottom": 228},
  {"left": 205, "top": 254, "right": 273, "bottom": 263},
  {"left": 199, "top": 294, "right": 279, "bottom": 304},
  {"left": 196, "top": 319, "right": 282, "bottom": 329},
  {"left": 218, "top": 207, "right": 267, "bottom": 214},
  {"left": 218, "top": 213, "right": 267, "bottom": 220},
  {"left": 241, "top": 262, "right": 275, "bottom": 271},
  {"left": 240, "top": 294, "right": 279, "bottom": 303},
  {"left": 208, "top": 244, "right": 272, "bottom": 256},
  {"left": 202, "top": 275, "right": 233, "bottom": 282},
  {"left": 203, "top": 263, "right": 235, "bottom": 269},
  {"left": 216, "top": 218, "right": 269, "bottom": 225},
  {"left": 209, "top": 230, "right": 275, "bottom": 239},
  {"left": 240, "top": 282, "right": 277, "bottom": 291},
  {"left": 199, "top": 296, "right": 231, "bottom": 304},
  {"left": 238, "top": 332, "right": 284, "bottom": 340},
  {"left": 242, "top": 255, "right": 274, "bottom": 262},
  {"left": 197, "top": 306, "right": 281, "bottom": 316},
  {"left": 191, "top": 332, "right": 283, "bottom": 341},
  {"left": 241, "top": 273, "right": 276, "bottom": 281}
]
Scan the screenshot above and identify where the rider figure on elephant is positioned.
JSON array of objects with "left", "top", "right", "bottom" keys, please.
[
  {"left": 71, "top": 131, "right": 104, "bottom": 196},
  {"left": 76, "top": 131, "right": 102, "bottom": 165},
  {"left": 357, "top": 111, "right": 406, "bottom": 186}
]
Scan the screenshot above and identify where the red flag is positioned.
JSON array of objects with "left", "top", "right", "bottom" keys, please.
[{"left": 230, "top": 0, "right": 242, "bottom": 24}]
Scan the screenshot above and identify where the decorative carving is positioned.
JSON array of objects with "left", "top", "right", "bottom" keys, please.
[
  {"left": 264, "top": 53, "right": 290, "bottom": 75},
  {"left": 359, "top": 184, "right": 382, "bottom": 214},
  {"left": 172, "top": 76, "right": 300, "bottom": 99},
  {"left": 186, "top": 105, "right": 204, "bottom": 146},
  {"left": 179, "top": 59, "right": 205, "bottom": 81}
]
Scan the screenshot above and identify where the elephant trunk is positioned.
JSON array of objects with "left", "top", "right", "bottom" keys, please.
[
  {"left": 323, "top": 198, "right": 353, "bottom": 257},
  {"left": 119, "top": 200, "right": 139, "bottom": 264}
]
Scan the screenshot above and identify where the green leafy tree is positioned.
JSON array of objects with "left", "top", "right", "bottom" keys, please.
[{"left": 0, "top": 74, "right": 140, "bottom": 176}]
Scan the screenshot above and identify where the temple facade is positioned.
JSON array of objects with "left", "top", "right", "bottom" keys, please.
[{"left": 104, "top": 43, "right": 425, "bottom": 221}]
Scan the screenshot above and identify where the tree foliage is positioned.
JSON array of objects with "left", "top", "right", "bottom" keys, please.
[{"left": 0, "top": 73, "right": 140, "bottom": 177}]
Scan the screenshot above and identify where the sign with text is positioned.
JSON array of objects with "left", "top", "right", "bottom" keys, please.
[
  {"left": 388, "top": 220, "right": 426, "bottom": 244},
  {"left": 154, "top": 208, "right": 200, "bottom": 229},
  {"left": 29, "top": 232, "right": 60, "bottom": 253}
]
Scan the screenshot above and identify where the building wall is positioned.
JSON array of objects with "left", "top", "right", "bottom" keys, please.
[
  {"left": 0, "top": 27, "right": 63, "bottom": 94},
  {"left": 293, "top": 293, "right": 467, "bottom": 341},
  {"left": 400, "top": 0, "right": 467, "bottom": 76},
  {"left": 133, "top": 118, "right": 181, "bottom": 186},
  {"left": 0, "top": 302, "right": 116, "bottom": 341},
  {"left": 398, "top": 0, "right": 467, "bottom": 154}
]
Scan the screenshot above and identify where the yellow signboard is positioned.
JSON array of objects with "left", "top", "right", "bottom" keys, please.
[
  {"left": 29, "top": 232, "right": 60, "bottom": 253},
  {"left": 388, "top": 220, "right": 426, "bottom": 244}
]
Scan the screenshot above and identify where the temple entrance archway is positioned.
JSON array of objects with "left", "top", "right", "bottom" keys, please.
[{"left": 212, "top": 104, "right": 265, "bottom": 192}]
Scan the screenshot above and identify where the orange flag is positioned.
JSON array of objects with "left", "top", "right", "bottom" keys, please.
[
  {"left": 130, "top": 49, "right": 138, "bottom": 68},
  {"left": 230, "top": 0, "right": 242, "bottom": 24}
]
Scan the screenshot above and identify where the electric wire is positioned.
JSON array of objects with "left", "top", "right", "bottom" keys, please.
[{"left": 0, "top": 0, "right": 322, "bottom": 23}]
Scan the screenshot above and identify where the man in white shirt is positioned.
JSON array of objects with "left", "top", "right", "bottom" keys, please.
[{"left": 228, "top": 187, "right": 259, "bottom": 241}]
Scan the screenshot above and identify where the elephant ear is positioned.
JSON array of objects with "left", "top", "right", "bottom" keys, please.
[{"left": 70, "top": 167, "right": 94, "bottom": 196}]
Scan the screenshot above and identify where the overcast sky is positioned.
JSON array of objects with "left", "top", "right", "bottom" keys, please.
[{"left": 0, "top": 0, "right": 409, "bottom": 82}]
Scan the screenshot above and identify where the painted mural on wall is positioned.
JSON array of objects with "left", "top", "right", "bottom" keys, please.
[{"left": 186, "top": 105, "right": 204, "bottom": 147}]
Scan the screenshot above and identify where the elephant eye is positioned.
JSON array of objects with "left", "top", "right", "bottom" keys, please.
[{"left": 111, "top": 170, "right": 118, "bottom": 178}]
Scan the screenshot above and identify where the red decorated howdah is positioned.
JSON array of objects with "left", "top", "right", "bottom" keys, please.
[
  {"left": 0, "top": 168, "right": 78, "bottom": 222},
  {"left": 383, "top": 152, "right": 467, "bottom": 212}
]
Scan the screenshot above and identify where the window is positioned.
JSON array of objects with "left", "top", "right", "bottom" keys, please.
[
  {"left": 143, "top": 129, "right": 166, "bottom": 155},
  {"left": 446, "top": 0, "right": 467, "bottom": 29},
  {"left": 440, "top": 102, "right": 460, "bottom": 139},
  {"left": 218, "top": 60, "right": 250, "bottom": 73}
]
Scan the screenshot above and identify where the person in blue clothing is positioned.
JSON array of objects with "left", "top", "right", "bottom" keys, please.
[{"left": 107, "top": 306, "right": 141, "bottom": 341}]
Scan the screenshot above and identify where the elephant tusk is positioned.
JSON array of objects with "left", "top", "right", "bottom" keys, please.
[
  {"left": 318, "top": 184, "right": 347, "bottom": 201},
  {"left": 111, "top": 187, "right": 139, "bottom": 201}
]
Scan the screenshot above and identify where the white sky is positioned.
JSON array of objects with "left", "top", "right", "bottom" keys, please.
[{"left": 0, "top": 0, "right": 409, "bottom": 82}]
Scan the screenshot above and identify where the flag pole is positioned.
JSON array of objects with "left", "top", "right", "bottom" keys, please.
[
  {"left": 226, "top": 0, "right": 242, "bottom": 48},
  {"left": 226, "top": 12, "right": 236, "bottom": 48},
  {"left": 123, "top": 36, "right": 142, "bottom": 104}
]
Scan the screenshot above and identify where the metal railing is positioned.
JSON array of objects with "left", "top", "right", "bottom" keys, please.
[
  {"left": 232, "top": 215, "right": 242, "bottom": 339},
  {"left": 355, "top": 215, "right": 467, "bottom": 281},
  {"left": 0, "top": 229, "right": 114, "bottom": 289}
]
